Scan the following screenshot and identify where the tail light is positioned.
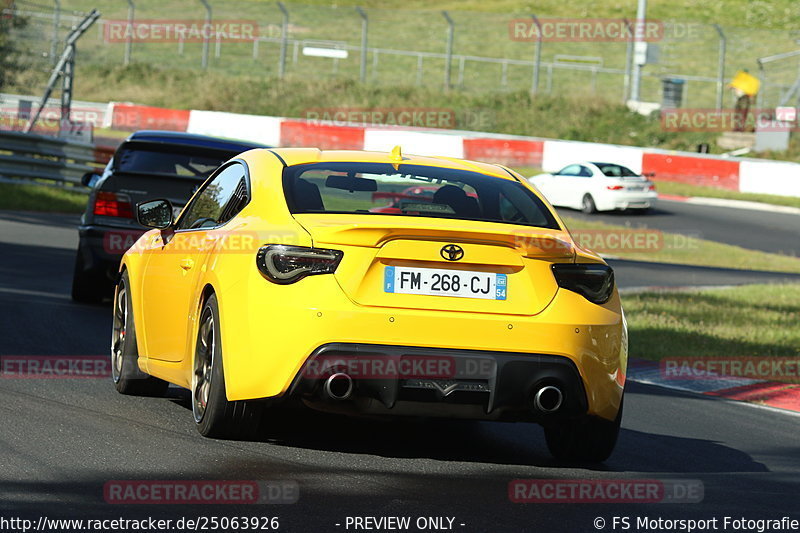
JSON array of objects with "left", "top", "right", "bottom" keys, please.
[
  {"left": 551, "top": 263, "right": 615, "bottom": 304},
  {"left": 93, "top": 191, "right": 133, "bottom": 218},
  {"left": 648, "top": 183, "right": 657, "bottom": 191},
  {"left": 256, "top": 245, "right": 343, "bottom": 284},
  {"left": 606, "top": 185, "right": 624, "bottom": 191}
]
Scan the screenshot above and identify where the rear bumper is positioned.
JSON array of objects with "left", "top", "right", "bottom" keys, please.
[
  {"left": 288, "top": 343, "right": 588, "bottom": 422},
  {"left": 602, "top": 192, "right": 658, "bottom": 211},
  {"left": 77, "top": 225, "right": 145, "bottom": 282},
  {"left": 217, "top": 271, "right": 627, "bottom": 422}
]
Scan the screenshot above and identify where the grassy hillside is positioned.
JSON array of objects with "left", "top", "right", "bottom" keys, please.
[
  {"left": 12, "top": 0, "right": 798, "bottom": 109},
  {"left": 8, "top": 1, "right": 800, "bottom": 160},
  {"left": 18, "top": 63, "right": 793, "bottom": 160},
  {"left": 58, "top": 0, "right": 800, "bottom": 31}
]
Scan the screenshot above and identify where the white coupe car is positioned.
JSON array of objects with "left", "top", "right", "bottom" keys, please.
[{"left": 529, "top": 162, "right": 658, "bottom": 214}]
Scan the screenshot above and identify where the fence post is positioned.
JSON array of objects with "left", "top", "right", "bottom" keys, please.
[
  {"left": 442, "top": 11, "right": 454, "bottom": 90},
  {"left": 277, "top": 2, "right": 288, "bottom": 78},
  {"left": 356, "top": 7, "right": 367, "bottom": 83},
  {"left": 199, "top": 0, "right": 212, "bottom": 69},
  {"left": 51, "top": 0, "right": 61, "bottom": 66},
  {"left": 530, "top": 15, "right": 542, "bottom": 95},
  {"left": 124, "top": 0, "right": 134, "bottom": 65},
  {"left": 623, "top": 18, "right": 633, "bottom": 103},
  {"left": 712, "top": 24, "right": 726, "bottom": 110},
  {"left": 629, "top": 0, "right": 647, "bottom": 102}
]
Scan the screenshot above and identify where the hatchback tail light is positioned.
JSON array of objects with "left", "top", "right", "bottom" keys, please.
[
  {"left": 93, "top": 191, "right": 133, "bottom": 218},
  {"left": 551, "top": 263, "right": 615, "bottom": 304}
]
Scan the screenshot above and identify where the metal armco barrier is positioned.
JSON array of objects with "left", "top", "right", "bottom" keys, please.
[{"left": 0, "top": 130, "right": 105, "bottom": 188}]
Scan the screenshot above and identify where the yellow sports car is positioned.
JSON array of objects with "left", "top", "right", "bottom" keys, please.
[{"left": 112, "top": 146, "right": 627, "bottom": 462}]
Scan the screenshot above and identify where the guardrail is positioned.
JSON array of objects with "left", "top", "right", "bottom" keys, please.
[{"left": 0, "top": 130, "right": 109, "bottom": 190}]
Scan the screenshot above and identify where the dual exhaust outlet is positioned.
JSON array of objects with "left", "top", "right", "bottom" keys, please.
[{"left": 321, "top": 373, "right": 564, "bottom": 414}]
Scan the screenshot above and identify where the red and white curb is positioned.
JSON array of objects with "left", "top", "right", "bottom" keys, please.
[
  {"left": 94, "top": 100, "right": 800, "bottom": 200},
  {"left": 628, "top": 359, "right": 800, "bottom": 413},
  {"left": 8, "top": 92, "right": 800, "bottom": 201}
]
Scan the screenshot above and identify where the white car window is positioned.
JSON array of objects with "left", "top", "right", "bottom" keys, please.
[{"left": 557, "top": 165, "right": 580, "bottom": 176}]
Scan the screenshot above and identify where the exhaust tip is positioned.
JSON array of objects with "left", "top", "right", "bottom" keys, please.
[
  {"left": 533, "top": 385, "right": 563, "bottom": 413},
  {"left": 323, "top": 373, "right": 353, "bottom": 401}
]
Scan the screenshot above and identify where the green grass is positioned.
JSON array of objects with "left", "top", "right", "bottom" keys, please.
[
  {"left": 0, "top": 183, "right": 87, "bottom": 213},
  {"left": 56, "top": 0, "right": 800, "bottom": 31},
  {"left": 624, "top": 284, "right": 800, "bottom": 361},
  {"left": 8, "top": 0, "right": 800, "bottom": 163},
  {"left": 561, "top": 215, "right": 800, "bottom": 274},
  {"left": 33, "top": 64, "right": 725, "bottom": 152},
  {"left": 656, "top": 181, "right": 800, "bottom": 209},
  {"left": 11, "top": 60, "right": 800, "bottom": 162}
]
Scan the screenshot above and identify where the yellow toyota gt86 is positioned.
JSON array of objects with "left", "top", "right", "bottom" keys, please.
[{"left": 112, "top": 146, "right": 627, "bottom": 462}]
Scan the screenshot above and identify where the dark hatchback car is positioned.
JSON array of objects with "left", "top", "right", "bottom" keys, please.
[{"left": 72, "top": 130, "right": 267, "bottom": 303}]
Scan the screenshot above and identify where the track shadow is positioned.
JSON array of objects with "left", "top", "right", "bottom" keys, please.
[{"left": 166, "top": 382, "right": 768, "bottom": 474}]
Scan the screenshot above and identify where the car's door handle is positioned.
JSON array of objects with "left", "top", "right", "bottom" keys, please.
[{"left": 180, "top": 258, "right": 195, "bottom": 270}]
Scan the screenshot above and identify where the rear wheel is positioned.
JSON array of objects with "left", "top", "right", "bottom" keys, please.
[
  {"left": 111, "top": 271, "right": 169, "bottom": 396},
  {"left": 193, "top": 294, "right": 263, "bottom": 439},
  {"left": 71, "top": 252, "right": 105, "bottom": 304},
  {"left": 544, "top": 396, "right": 623, "bottom": 463},
  {"left": 581, "top": 194, "right": 597, "bottom": 214}
]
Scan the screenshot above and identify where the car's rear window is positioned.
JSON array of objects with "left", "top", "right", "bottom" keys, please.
[
  {"left": 592, "top": 162, "right": 640, "bottom": 178},
  {"left": 283, "top": 162, "right": 560, "bottom": 230},
  {"left": 114, "top": 143, "right": 238, "bottom": 178}
]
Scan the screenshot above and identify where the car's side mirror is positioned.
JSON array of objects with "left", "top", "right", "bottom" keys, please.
[
  {"left": 137, "top": 199, "right": 174, "bottom": 229},
  {"left": 81, "top": 171, "right": 100, "bottom": 188}
]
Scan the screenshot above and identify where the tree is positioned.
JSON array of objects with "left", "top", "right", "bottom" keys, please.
[{"left": 0, "top": 2, "right": 28, "bottom": 92}]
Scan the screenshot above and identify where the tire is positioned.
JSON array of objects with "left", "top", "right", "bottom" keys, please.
[
  {"left": 581, "top": 194, "right": 597, "bottom": 214},
  {"left": 111, "top": 271, "right": 170, "bottom": 396},
  {"left": 544, "top": 396, "right": 623, "bottom": 463},
  {"left": 193, "top": 293, "right": 263, "bottom": 439},
  {"left": 71, "top": 252, "right": 105, "bottom": 304}
]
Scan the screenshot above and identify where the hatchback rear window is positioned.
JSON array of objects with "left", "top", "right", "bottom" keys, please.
[
  {"left": 283, "top": 162, "right": 560, "bottom": 230},
  {"left": 114, "top": 143, "right": 238, "bottom": 178}
]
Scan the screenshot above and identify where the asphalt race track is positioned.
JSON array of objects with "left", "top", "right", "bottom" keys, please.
[
  {"left": 1, "top": 210, "right": 799, "bottom": 531},
  {"left": 558, "top": 199, "right": 800, "bottom": 257}
]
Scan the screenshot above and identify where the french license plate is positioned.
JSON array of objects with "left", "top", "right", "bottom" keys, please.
[{"left": 384, "top": 266, "right": 507, "bottom": 300}]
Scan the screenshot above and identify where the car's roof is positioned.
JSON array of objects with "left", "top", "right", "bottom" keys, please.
[
  {"left": 126, "top": 130, "right": 269, "bottom": 151},
  {"left": 590, "top": 161, "right": 631, "bottom": 168},
  {"left": 247, "top": 147, "right": 517, "bottom": 181}
]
